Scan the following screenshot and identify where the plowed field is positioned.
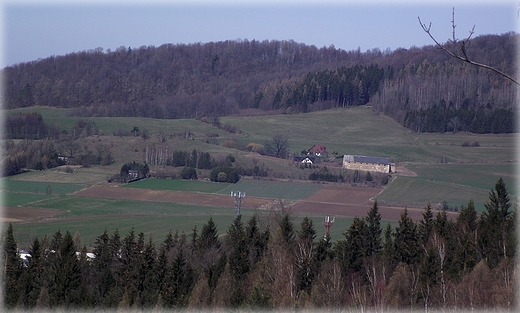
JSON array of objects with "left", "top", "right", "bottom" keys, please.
[
  {"left": 73, "top": 185, "right": 274, "bottom": 209},
  {"left": 289, "top": 184, "right": 431, "bottom": 220}
]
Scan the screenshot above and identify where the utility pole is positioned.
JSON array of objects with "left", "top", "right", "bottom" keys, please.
[
  {"left": 231, "top": 191, "right": 245, "bottom": 216},
  {"left": 323, "top": 216, "right": 335, "bottom": 239}
]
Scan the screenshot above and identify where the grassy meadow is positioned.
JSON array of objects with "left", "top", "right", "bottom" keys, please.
[{"left": 2, "top": 105, "right": 517, "bottom": 248}]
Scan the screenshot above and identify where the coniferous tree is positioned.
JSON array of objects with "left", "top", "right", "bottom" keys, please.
[
  {"left": 3, "top": 223, "right": 22, "bottom": 308},
  {"left": 91, "top": 229, "right": 113, "bottom": 304},
  {"left": 381, "top": 223, "right": 396, "bottom": 280},
  {"left": 245, "top": 214, "right": 269, "bottom": 266},
  {"left": 19, "top": 237, "right": 44, "bottom": 309},
  {"left": 48, "top": 231, "right": 83, "bottom": 308},
  {"left": 139, "top": 237, "right": 158, "bottom": 309},
  {"left": 295, "top": 217, "right": 316, "bottom": 294},
  {"left": 418, "top": 203, "right": 434, "bottom": 247},
  {"left": 227, "top": 215, "right": 249, "bottom": 281},
  {"left": 365, "top": 201, "right": 382, "bottom": 257},
  {"left": 479, "top": 178, "right": 514, "bottom": 268},
  {"left": 278, "top": 213, "right": 295, "bottom": 247},
  {"left": 394, "top": 209, "right": 420, "bottom": 265},
  {"left": 452, "top": 200, "right": 480, "bottom": 277},
  {"left": 344, "top": 216, "right": 369, "bottom": 273}
]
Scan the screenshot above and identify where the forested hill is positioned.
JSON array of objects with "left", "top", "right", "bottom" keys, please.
[{"left": 3, "top": 33, "right": 517, "bottom": 133}]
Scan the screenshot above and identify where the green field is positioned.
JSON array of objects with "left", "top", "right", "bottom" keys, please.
[
  {"left": 10, "top": 193, "right": 360, "bottom": 248},
  {"left": 1, "top": 179, "right": 86, "bottom": 195},
  {"left": 375, "top": 176, "right": 492, "bottom": 211},
  {"left": 2, "top": 106, "right": 517, "bottom": 249}
]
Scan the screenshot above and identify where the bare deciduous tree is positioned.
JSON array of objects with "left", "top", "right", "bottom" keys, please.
[{"left": 418, "top": 8, "right": 519, "bottom": 85}]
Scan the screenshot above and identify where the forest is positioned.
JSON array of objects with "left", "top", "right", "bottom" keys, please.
[
  {"left": 2, "top": 178, "right": 516, "bottom": 311},
  {"left": 2, "top": 33, "right": 517, "bottom": 133}
]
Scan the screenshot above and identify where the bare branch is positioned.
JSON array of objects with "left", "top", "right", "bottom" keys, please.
[{"left": 418, "top": 8, "right": 519, "bottom": 85}]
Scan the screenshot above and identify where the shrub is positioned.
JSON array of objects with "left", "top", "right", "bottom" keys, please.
[
  {"left": 180, "top": 167, "right": 198, "bottom": 180},
  {"left": 210, "top": 167, "right": 240, "bottom": 183}
]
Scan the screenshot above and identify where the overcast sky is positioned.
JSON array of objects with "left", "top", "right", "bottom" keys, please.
[{"left": 1, "top": 0, "right": 517, "bottom": 68}]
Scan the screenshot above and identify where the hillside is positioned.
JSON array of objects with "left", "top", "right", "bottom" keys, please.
[{"left": 3, "top": 33, "right": 517, "bottom": 133}]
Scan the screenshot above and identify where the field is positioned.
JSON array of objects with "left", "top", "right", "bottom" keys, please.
[{"left": 2, "top": 106, "right": 517, "bottom": 249}]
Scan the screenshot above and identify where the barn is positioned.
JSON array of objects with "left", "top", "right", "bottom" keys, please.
[{"left": 342, "top": 155, "right": 393, "bottom": 173}]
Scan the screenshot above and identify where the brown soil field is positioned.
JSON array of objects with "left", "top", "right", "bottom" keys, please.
[
  {"left": 73, "top": 185, "right": 275, "bottom": 209},
  {"left": 3, "top": 182, "right": 454, "bottom": 224},
  {"left": 2, "top": 206, "right": 63, "bottom": 223},
  {"left": 288, "top": 184, "right": 435, "bottom": 221}
]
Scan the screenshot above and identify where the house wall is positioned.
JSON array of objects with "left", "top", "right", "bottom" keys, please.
[{"left": 343, "top": 160, "right": 391, "bottom": 173}]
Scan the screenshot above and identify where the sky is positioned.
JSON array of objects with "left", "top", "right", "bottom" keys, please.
[{"left": 1, "top": 0, "right": 518, "bottom": 68}]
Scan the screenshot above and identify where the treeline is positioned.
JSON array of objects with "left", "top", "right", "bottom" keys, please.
[
  {"left": 4, "top": 112, "right": 61, "bottom": 140},
  {"left": 3, "top": 178, "right": 515, "bottom": 310},
  {"left": 3, "top": 118, "right": 113, "bottom": 176},
  {"left": 3, "top": 34, "right": 517, "bottom": 133},
  {"left": 403, "top": 102, "right": 515, "bottom": 133},
  {"left": 254, "top": 64, "right": 385, "bottom": 112}
]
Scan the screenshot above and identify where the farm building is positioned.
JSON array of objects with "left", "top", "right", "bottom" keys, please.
[
  {"left": 343, "top": 155, "right": 393, "bottom": 173},
  {"left": 294, "top": 156, "right": 315, "bottom": 164},
  {"left": 307, "top": 144, "right": 328, "bottom": 157}
]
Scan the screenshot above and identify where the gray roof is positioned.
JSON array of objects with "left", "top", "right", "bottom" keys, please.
[{"left": 344, "top": 155, "right": 390, "bottom": 165}]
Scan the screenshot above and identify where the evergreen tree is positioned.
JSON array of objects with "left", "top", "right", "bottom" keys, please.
[
  {"left": 48, "top": 231, "right": 83, "bottom": 308},
  {"left": 278, "top": 213, "right": 295, "bottom": 247},
  {"left": 3, "top": 223, "right": 22, "bottom": 308},
  {"left": 365, "top": 201, "right": 382, "bottom": 257},
  {"left": 295, "top": 217, "right": 316, "bottom": 294},
  {"left": 227, "top": 215, "right": 250, "bottom": 280},
  {"left": 418, "top": 245, "right": 440, "bottom": 310},
  {"left": 139, "top": 237, "right": 158, "bottom": 309},
  {"left": 344, "top": 217, "right": 369, "bottom": 272},
  {"left": 91, "top": 229, "right": 114, "bottom": 304},
  {"left": 196, "top": 217, "right": 221, "bottom": 254},
  {"left": 418, "top": 203, "right": 434, "bottom": 247},
  {"left": 478, "top": 178, "right": 514, "bottom": 268},
  {"left": 452, "top": 200, "right": 480, "bottom": 277},
  {"left": 393, "top": 209, "right": 420, "bottom": 265},
  {"left": 20, "top": 237, "right": 44, "bottom": 308},
  {"left": 245, "top": 214, "right": 269, "bottom": 266}
]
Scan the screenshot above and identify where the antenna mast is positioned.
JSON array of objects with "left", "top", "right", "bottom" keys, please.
[
  {"left": 323, "top": 216, "right": 335, "bottom": 238},
  {"left": 231, "top": 191, "right": 245, "bottom": 216}
]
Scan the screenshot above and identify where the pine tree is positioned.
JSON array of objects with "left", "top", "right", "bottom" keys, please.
[
  {"left": 394, "top": 209, "right": 420, "bottom": 265},
  {"left": 3, "top": 223, "right": 22, "bottom": 308},
  {"left": 278, "top": 213, "right": 295, "bottom": 247},
  {"left": 344, "top": 216, "right": 369, "bottom": 272},
  {"left": 418, "top": 203, "right": 434, "bottom": 247},
  {"left": 365, "top": 201, "right": 382, "bottom": 257},
  {"left": 227, "top": 215, "right": 249, "bottom": 280},
  {"left": 92, "top": 229, "right": 114, "bottom": 304},
  {"left": 452, "top": 200, "right": 479, "bottom": 277},
  {"left": 22, "top": 237, "right": 44, "bottom": 308},
  {"left": 245, "top": 214, "right": 269, "bottom": 266},
  {"left": 479, "top": 178, "right": 514, "bottom": 268},
  {"left": 196, "top": 217, "right": 221, "bottom": 254},
  {"left": 295, "top": 217, "right": 316, "bottom": 294},
  {"left": 48, "top": 231, "right": 83, "bottom": 308}
]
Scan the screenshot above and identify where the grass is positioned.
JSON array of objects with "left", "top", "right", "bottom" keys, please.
[
  {"left": 9, "top": 193, "right": 371, "bottom": 248},
  {"left": 375, "top": 176, "right": 491, "bottom": 212},
  {"left": 1, "top": 179, "right": 86, "bottom": 195},
  {"left": 2, "top": 105, "right": 516, "bottom": 248},
  {"left": 405, "top": 163, "right": 517, "bottom": 192},
  {"left": 3, "top": 193, "right": 54, "bottom": 207}
]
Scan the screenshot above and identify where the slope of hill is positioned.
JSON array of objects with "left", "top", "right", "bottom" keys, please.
[{"left": 3, "top": 33, "right": 517, "bottom": 133}]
